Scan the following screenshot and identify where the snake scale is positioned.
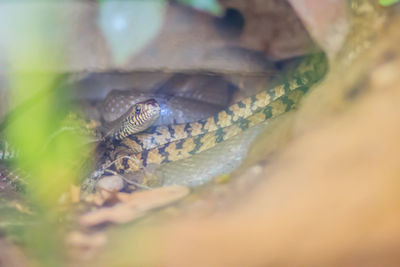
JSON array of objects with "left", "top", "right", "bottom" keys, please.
[{"left": 102, "top": 53, "right": 327, "bottom": 176}]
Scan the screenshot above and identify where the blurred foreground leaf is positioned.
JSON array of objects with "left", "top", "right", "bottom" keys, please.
[
  {"left": 1, "top": 3, "right": 86, "bottom": 208},
  {"left": 177, "top": 0, "right": 222, "bottom": 15},
  {"left": 379, "top": 0, "right": 399, "bottom": 6},
  {"left": 0, "top": 3, "right": 89, "bottom": 266}
]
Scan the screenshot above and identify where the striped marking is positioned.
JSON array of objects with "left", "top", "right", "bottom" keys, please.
[
  {"left": 109, "top": 86, "right": 314, "bottom": 174},
  {"left": 106, "top": 53, "right": 327, "bottom": 175},
  {"left": 118, "top": 75, "right": 316, "bottom": 152}
]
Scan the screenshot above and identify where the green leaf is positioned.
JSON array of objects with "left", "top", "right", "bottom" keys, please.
[
  {"left": 176, "top": 0, "right": 222, "bottom": 15},
  {"left": 0, "top": 3, "right": 90, "bottom": 265},
  {"left": 379, "top": 0, "right": 399, "bottom": 6}
]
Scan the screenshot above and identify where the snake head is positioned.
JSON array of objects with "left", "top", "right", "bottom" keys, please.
[
  {"left": 131, "top": 99, "right": 160, "bottom": 123},
  {"left": 107, "top": 99, "right": 160, "bottom": 140},
  {"left": 124, "top": 99, "right": 160, "bottom": 133}
]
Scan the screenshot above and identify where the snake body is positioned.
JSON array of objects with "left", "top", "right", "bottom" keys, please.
[
  {"left": 0, "top": 54, "right": 326, "bottom": 189},
  {"left": 104, "top": 54, "right": 327, "bottom": 175}
]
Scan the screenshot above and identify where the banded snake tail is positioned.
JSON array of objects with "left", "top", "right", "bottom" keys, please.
[{"left": 105, "top": 53, "right": 328, "bottom": 175}]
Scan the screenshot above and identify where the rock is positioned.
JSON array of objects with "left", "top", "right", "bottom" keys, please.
[{"left": 96, "top": 175, "right": 125, "bottom": 193}]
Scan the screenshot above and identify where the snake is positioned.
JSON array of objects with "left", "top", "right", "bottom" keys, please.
[
  {"left": 0, "top": 74, "right": 234, "bottom": 189},
  {"left": 102, "top": 53, "right": 327, "bottom": 176},
  {"left": 0, "top": 53, "right": 326, "bottom": 190}
]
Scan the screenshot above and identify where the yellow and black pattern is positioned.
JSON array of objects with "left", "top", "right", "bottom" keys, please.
[
  {"left": 106, "top": 99, "right": 160, "bottom": 140},
  {"left": 110, "top": 53, "right": 326, "bottom": 155},
  {"left": 103, "top": 53, "right": 327, "bottom": 175},
  {"left": 107, "top": 85, "right": 310, "bottom": 174}
]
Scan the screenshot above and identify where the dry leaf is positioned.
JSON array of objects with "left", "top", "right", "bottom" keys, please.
[
  {"left": 79, "top": 185, "right": 189, "bottom": 226},
  {"left": 70, "top": 184, "right": 80, "bottom": 203},
  {"left": 67, "top": 231, "right": 107, "bottom": 249}
]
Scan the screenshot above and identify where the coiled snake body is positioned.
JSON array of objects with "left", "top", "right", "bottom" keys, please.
[
  {"left": 103, "top": 54, "right": 327, "bottom": 176},
  {"left": 0, "top": 54, "right": 326, "bottom": 189}
]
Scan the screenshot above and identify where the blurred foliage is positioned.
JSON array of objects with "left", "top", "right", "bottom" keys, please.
[
  {"left": 379, "top": 0, "right": 399, "bottom": 6},
  {"left": 176, "top": 0, "right": 222, "bottom": 15},
  {"left": 1, "top": 3, "right": 86, "bottom": 209},
  {"left": 98, "top": 0, "right": 222, "bottom": 15},
  {"left": 0, "top": 3, "right": 89, "bottom": 266}
]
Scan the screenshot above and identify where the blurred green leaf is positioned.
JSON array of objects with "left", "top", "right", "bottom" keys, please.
[
  {"left": 0, "top": 3, "right": 89, "bottom": 265},
  {"left": 0, "top": 1, "right": 89, "bottom": 206},
  {"left": 379, "top": 0, "right": 399, "bottom": 6},
  {"left": 176, "top": 0, "right": 222, "bottom": 15}
]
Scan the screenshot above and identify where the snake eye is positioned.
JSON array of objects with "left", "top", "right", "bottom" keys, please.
[{"left": 135, "top": 105, "right": 141, "bottom": 115}]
